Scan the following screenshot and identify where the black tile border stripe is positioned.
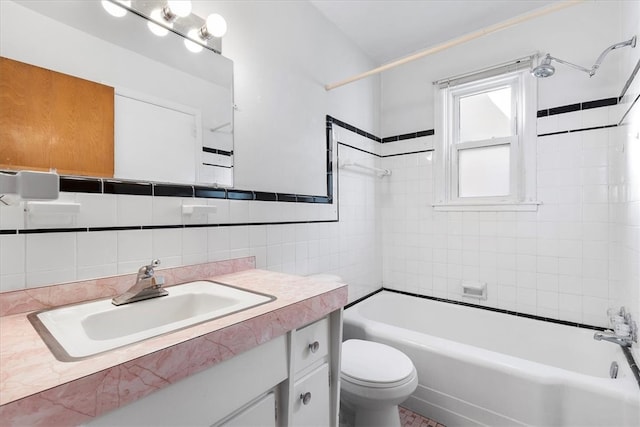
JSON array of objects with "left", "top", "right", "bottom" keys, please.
[
  {"left": 0, "top": 219, "right": 340, "bottom": 235},
  {"left": 327, "top": 114, "right": 434, "bottom": 145},
  {"left": 59, "top": 177, "right": 102, "bottom": 193},
  {"left": 338, "top": 142, "right": 434, "bottom": 159},
  {"left": 537, "top": 97, "right": 618, "bottom": 118},
  {"left": 103, "top": 180, "right": 152, "bottom": 196},
  {"left": 202, "top": 147, "right": 233, "bottom": 157},
  {"left": 538, "top": 123, "right": 618, "bottom": 138},
  {"left": 202, "top": 163, "right": 233, "bottom": 169},
  {"left": 153, "top": 184, "right": 194, "bottom": 197}
]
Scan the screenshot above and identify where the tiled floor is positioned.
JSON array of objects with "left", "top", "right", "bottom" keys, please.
[{"left": 399, "top": 406, "right": 446, "bottom": 427}]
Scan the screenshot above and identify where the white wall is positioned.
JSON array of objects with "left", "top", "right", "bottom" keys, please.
[{"left": 378, "top": 0, "right": 639, "bottom": 327}]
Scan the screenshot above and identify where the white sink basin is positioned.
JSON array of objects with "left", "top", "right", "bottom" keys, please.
[{"left": 29, "top": 281, "right": 275, "bottom": 360}]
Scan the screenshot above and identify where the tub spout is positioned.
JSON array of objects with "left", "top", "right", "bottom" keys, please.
[{"left": 593, "top": 331, "right": 633, "bottom": 347}]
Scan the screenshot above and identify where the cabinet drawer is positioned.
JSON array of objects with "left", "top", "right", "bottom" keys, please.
[
  {"left": 293, "top": 317, "right": 329, "bottom": 373},
  {"left": 292, "top": 363, "right": 330, "bottom": 427}
]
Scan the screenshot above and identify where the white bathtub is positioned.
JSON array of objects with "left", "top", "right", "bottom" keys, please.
[{"left": 343, "top": 291, "right": 640, "bottom": 427}]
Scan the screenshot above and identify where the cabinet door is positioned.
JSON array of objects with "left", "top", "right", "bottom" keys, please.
[
  {"left": 219, "top": 393, "right": 276, "bottom": 427},
  {"left": 292, "top": 364, "right": 330, "bottom": 427}
]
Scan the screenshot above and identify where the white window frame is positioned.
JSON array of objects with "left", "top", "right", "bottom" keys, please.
[{"left": 433, "top": 64, "right": 538, "bottom": 211}]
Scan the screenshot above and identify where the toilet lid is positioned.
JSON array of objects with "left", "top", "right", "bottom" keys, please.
[{"left": 341, "top": 339, "right": 415, "bottom": 385}]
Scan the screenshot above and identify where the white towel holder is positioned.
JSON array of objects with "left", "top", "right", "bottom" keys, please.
[{"left": 339, "top": 159, "right": 391, "bottom": 177}]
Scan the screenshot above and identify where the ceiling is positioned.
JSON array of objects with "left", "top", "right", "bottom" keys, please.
[{"left": 310, "top": 0, "right": 556, "bottom": 64}]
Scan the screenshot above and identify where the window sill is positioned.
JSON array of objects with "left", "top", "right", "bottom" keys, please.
[{"left": 432, "top": 201, "right": 541, "bottom": 212}]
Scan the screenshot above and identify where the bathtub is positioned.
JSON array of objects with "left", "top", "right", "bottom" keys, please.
[{"left": 343, "top": 291, "right": 640, "bottom": 427}]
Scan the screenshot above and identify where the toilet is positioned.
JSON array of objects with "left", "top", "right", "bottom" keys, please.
[
  {"left": 306, "top": 274, "right": 418, "bottom": 427},
  {"left": 340, "top": 339, "right": 418, "bottom": 427}
]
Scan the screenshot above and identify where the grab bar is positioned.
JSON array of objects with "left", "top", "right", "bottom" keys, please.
[{"left": 339, "top": 159, "right": 391, "bottom": 177}]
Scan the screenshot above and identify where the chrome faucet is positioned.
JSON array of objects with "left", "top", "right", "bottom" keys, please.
[
  {"left": 593, "top": 307, "right": 637, "bottom": 348},
  {"left": 112, "top": 259, "right": 168, "bottom": 306},
  {"left": 593, "top": 330, "right": 636, "bottom": 347}
]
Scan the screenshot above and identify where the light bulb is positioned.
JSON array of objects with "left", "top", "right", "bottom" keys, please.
[
  {"left": 101, "top": 0, "right": 131, "bottom": 18},
  {"left": 167, "top": 1, "right": 192, "bottom": 18},
  {"left": 184, "top": 29, "right": 204, "bottom": 53},
  {"left": 148, "top": 9, "right": 170, "bottom": 37},
  {"left": 204, "top": 13, "right": 227, "bottom": 38}
]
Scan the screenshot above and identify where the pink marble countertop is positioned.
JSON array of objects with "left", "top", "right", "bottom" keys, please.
[{"left": 0, "top": 261, "right": 347, "bottom": 426}]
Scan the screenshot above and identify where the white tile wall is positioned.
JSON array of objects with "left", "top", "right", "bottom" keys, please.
[
  {"left": 380, "top": 102, "right": 632, "bottom": 326},
  {"left": 0, "top": 123, "right": 381, "bottom": 303}
]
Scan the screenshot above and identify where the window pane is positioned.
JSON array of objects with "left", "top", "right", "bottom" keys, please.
[
  {"left": 459, "top": 87, "right": 512, "bottom": 142},
  {"left": 458, "top": 144, "right": 510, "bottom": 198}
]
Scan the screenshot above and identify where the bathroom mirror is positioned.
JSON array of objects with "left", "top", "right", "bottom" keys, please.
[{"left": 0, "top": 0, "right": 234, "bottom": 187}]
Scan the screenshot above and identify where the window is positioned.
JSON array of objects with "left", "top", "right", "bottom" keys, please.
[{"left": 433, "top": 61, "right": 538, "bottom": 211}]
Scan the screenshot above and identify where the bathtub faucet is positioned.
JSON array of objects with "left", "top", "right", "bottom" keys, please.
[
  {"left": 593, "top": 330, "right": 635, "bottom": 347},
  {"left": 593, "top": 308, "right": 637, "bottom": 347}
]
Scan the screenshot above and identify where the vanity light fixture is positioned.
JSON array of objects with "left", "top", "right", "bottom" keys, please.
[
  {"left": 147, "top": 1, "right": 191, "bottom": 37},
  {"left": 161, "top": 1, "right": 192, "bottom": 23},
  {"left": 183, "top": 13, "right": 227, "bottom": 53},
  {"left": 102, "top": 0, "right": 226, "bottom": 54},
  {"left": 184, "top": 29, "right": 204, "bottom": 53},
  {"left": 200, "top": 13, "right": 228, "bottom": 39},
  {"left": 101, "top": 0, "right": 131, "bottom": 18},
  {"left": 148, "top": 8, "right": 171, "bottom": 37}
]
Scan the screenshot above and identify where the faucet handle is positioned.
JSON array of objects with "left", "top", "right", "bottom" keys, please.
[
  {"left": 145, "top": 259, "right": 160, "bottom": 272},
  {"left": 138, "top": 259, "right": 161, "bottom": 277},
  {"left": 153, "top": 276, "right": 165, "bottom": 288}
]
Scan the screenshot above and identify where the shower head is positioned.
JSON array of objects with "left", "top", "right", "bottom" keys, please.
[
  {"left": 531, "top": 55, "right": 555, "bottom": 78},
  {"left": 532, "top": 35, "right": 637, "bottom": 78}
]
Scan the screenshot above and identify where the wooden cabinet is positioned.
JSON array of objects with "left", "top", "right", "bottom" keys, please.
[{"left": 0, "top": 56, "right": 114, "bottom": 177}]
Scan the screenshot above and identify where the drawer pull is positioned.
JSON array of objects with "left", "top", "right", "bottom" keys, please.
[
  {"left": 308, "top": 341, "right": 320, "bottom": 353},
  {"left": 300, "top": 392, "right": 312, "bottom": 405}
]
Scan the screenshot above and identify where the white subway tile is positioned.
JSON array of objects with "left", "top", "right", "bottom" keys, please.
[
  {"left": 208, "top": 227, "right": 230, "bottom": 253},
  {"left": 152, "top": 197, "right": 183, "bottom": 225},
  {"left": 76, "top": 193, "right": 117, "bottom": 227},
  {"left": 183, "top": 228, "right": 208, "bottom": 255},
  {"left": 117, "top": 230, "right": 152, "bottom": 265},
  {"left": 0, "top": 202, "right": 25, "bottom": 229},
  {"left": 27, "top": 269, "right": 76, "bottom": 288},
  {"left": 557, "top": 110, "right": 582, "bottom": 131},
  {"left": 26, "top": 233, "right": 76, "bottom": 273},
  {"left": 152, "top": 228, "right": 183, "bottom": 259},
  {"left": 117, "top": 195, "right": 152, "bottom": 226},
  {"left": 77, "top": 264, "right": 118, "bottom": 281},
  {"left": 77, "top": 231, "right": 117, "bottom": 267},
  {"left": 558, "top": 275, "right": 582, "bottom": 295},
  {"left": 0, "top": 234, "right": 25, "bottom": 276},
  {"left": 228, "top": 226, "right": 249, "bottom": 251}
]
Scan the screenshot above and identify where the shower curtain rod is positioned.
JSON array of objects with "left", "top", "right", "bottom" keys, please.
[{"left": 324, "top": 0, "right": 584, "bottom": 91}]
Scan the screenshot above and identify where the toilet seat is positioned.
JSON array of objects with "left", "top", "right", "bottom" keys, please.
[{"left": 341, "top": 339, "right": 416, "bottom": 388}]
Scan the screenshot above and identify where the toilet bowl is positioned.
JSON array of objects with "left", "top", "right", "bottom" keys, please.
[{"left": 340, "top": 339, "right": 418, "bottom": 427}]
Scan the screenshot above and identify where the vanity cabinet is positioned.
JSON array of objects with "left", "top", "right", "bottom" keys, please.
[{"left": 84, "top": 310, "right": 343, "bottom": 427}]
